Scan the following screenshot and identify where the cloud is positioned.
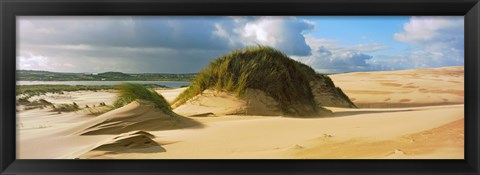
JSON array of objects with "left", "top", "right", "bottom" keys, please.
[
  {"left": 235, "top": 17, "right": 314, "bottom": 56},
  {"left": 17, "top": 52, "right": 51, "bottom": 70},
  {"left": 17, "top": 16, "right": 464, "bottom": 74},
  {"left": 18, "top": 43, "right": 228, "bottom": 73},
  {"left": 385, "top": 16, "right": 464, "bottom": 69},
  {"left": 17, "top": 16, "right": 315, "bottom": 73},
  {"left": 18, "top": 16, "right": 235, "bottom": 50},
  {"left": 394, "top": 16, "right": 463, "bottom": 46},
  {"left": 292, "top": 36, "right": 377, "bottom": 73},
  {"left": 18, "top": 16, "right": 314, "bottom": 53}
]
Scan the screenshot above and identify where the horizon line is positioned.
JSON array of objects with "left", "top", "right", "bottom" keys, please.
[{"left": 16, "top": 65, "right": 465, "bottom": 75}]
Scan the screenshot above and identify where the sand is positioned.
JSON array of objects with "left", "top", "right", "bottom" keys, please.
[
  {"left": 172, "top": 89, "right": 284, "bottom": 117},
  {"left": 16, "top": 66, "right": 464, "bottom": 159},
  {"left": 172, "top": 89, "right": 247, "bottom": 116},
  {"left": 75, "top": 101, "right": 200, "bottom": 135},
  {"left": 330, "top": 66, "right": 464, "bottom": 108}
]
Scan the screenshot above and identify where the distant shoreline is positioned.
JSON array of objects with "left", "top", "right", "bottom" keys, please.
[
  {"left": 16, "top": 81, "right": 190, "bottom": 90},
  {"left": 16, "top": 80, "right": 192, "bottom": 82},
  {"left": 16, "top": 70, "right": 197, "bottom": 82}
]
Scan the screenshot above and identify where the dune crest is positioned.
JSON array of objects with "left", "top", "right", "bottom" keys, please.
[
  {"left": 78, "top": 130, "right": 165, "bottom": 159},
  {"left": 78, "top": 100, "right": 201, "bottom": 135}
]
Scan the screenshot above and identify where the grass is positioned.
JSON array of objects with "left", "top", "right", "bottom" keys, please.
[
  {"left": 85, "top": 105, "right": 115, "bottom": 116},
  {"left": 173, "top": 46, "right": 322, "bottom": 116},
  {"left": 50, "top": 102, "right": 80, "bottom": 113},
  {"left": 16, "top": 84, "right": 174, "bottom": 115},
  {"left": 25, "top": 99, "right": 53, "bottom": 106},
  {"left": 113, "top": 83, "right": 175, "bottom": 115},
  {"left": 18, "top": 98, "right": 54, "bottom": 110},
  {"left": 17, "top": 97, "right": 31, "bottom": 105},
  {"left": 313, "top": 74, "right": 357, "bottom": 108}
]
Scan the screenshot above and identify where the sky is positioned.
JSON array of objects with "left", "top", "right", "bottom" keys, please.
[{"left": 17, "top": 16, "right": 464, "bottom": 74}]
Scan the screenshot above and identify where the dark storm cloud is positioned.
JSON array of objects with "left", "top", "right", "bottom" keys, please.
[
  {"left": 17, "top": 16, "right": 314, "bottom": 73},
  {"left": 18, "top": 44, "right": 229, "bottom": 73},
  {"left": 19, "top": 16, "right": 234, "bottom": 50}
]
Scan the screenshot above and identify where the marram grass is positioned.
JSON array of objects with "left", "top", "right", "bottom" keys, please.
[
  {"left": 173, "top": 46, "right": 323, "bottom": 116},
  {"left": 114, "top": 83, "right": 175, "bottom": 115}
]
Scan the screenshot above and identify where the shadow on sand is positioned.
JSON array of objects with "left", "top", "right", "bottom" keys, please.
[{"left": 332, "top": 109, "right": 415, "bottom": 118}]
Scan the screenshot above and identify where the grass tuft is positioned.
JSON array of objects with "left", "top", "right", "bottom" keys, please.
[
  {"left": 50, "top": 102, "right": 80, "bottom": 112},
  {"left": 113, "top": 83, "right": 174, "bottom": 115},
  {"left": 173, "top": 46, "right": 321, "bottom": 116}
]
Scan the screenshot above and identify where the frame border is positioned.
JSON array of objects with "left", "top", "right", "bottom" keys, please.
[{"left": 1, "top": 0, "right": 479, "bottom": 174}]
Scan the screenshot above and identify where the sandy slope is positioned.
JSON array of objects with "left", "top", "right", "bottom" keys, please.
[
  {"left": 172, "top": 89, "right": 284, "bottom": 117},
  {"left": 96, "top": 104, "right": 462, "bottom": 159},
  {"left": 172, "top": 89, "right": 246, "bottom": 116},
  {"left": 330, "top": 66, "right": 464, "bottom": 108},
  {"left": 16, "top": 66, "right": 464, "bottom": 159},
  {"left": 17, "top": 103, "right": 463, "bottom": 159},
  {"left": 155, "top": 87, "right": 187, "bottom": 103}
]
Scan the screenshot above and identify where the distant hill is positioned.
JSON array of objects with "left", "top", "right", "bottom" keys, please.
[
  {"left": 97, "top": 71, "right": 130, "bottom": 77},
  {"left": 16, "top": 70, "right": 197, "bottom": 81}
]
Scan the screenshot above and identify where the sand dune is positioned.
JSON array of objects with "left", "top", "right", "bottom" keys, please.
[
  {"left": 78, "top": 130, "right": 165, "bottom": 159},
  {"left": 75, "top": 101, "right": 201, "bottom": 135},
  {"left": 155, "top": 87, "right": 187, "bottom": 103},
  {"left": 173, "top": 89, "right": 246, "bottom": 116},
  {"left": 173, "top": 89, "right": 284, "bottom": 117},
  {"left": 100, "top": 104, "right": 464, "bottom": 159},
  {"left": 16, "top": 66, "right": 464, "bottom": 159},
  {"left": 330, "top": 66, "right": 464, "bottom": 108},
  {"left": 17, "top": 102, "right": 463, "bottom": 159}
]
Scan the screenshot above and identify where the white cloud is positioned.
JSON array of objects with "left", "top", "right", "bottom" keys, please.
[
  {"left": 237, "top": 17, "right": 315, "bottom": 56},
  {"left": 394, "top": 16, "right": 463, "bottom": 45},
  {"left": 386, "top": 16, "right": 464, "bottom": 69},
  {"left": 292, "top": 36, "right": 377, "bottom": 73},
  {"left": 351, "top": 43, "right": 387, "bottom": 53},
  {"left": 17, "top": 52, "right": 51, "bottom": 70},
  {"left": 221, "top": 17, "right": 315, "bottom": 56}
]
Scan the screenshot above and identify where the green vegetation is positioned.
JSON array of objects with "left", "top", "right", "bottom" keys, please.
[
  {"left": 85, "top": 103, "right": 115, "bottom": 116},
  {"left": 21, "top": 98, "right": 54, "bottom": 110},
  {"left": 17, "top": 96, "right": 31, "bottom": 105},
  {"left": 16, "top": 85, "right": 112, "bottom": 96},
  {"left": 113, "top": 83, "right": 175, "bottom": 115},
  {"left": 16, "top": 84, "right": 168, "bottom": 96},
  {"left": 17, "top": 70, "right": 196, "bottom": 81},
  {"left": 50, "top": 102, "right": 80, "bottom": 113},
  {"left": 313, "top": 74, "right": 357, "bottom": 108},
  {"left": 173, "top": 46, "right": 322, "bottom": 116},
  {"left": 26, "top": 99, "right": 53, "bottom": 106}
]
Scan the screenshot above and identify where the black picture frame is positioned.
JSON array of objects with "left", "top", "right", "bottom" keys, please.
[{"left": 1, "top": 0, "right": 479, "bottom": 174}]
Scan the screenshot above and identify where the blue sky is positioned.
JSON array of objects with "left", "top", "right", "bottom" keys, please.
[
  {"left": 301, "top": 16, "right": 411, "bottom": 54},
  {"left": 17, "top": 16, "right": 464, "bottom": 73}
]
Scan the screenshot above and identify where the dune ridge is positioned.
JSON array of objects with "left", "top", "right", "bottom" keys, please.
[
  {"left": 78, "top": 101, "right": 201, "bottom": 135},
  {"left": 78, "top": 130, "right": 165, "bottom": 159}
]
